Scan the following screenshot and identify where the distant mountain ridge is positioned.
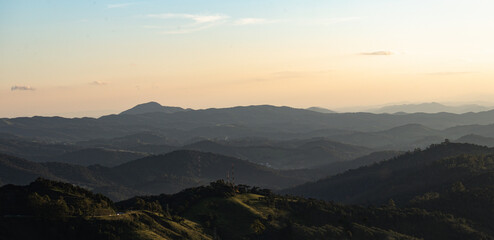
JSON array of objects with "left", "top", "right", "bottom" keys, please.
[
  {"left": 181, "top": 138, "right": 371, "bottom": 169},
  {"left": 454, "top": 134, "right": 494, "bottom": 147},
  {"left": 5, "top": 104, "right": 494, "bottom": 143},
  {"left": 369, "top": 102, "right": 491, "bottom": 114},
  {"left": 306, "top": 107, "right": 335, "bottom": 113},
  {"left": 51, "top": 148, "right": 148, "bottom": 167}
]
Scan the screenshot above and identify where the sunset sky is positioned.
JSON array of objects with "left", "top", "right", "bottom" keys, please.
[{"left": 1, "top": 0, "right": 494, "bottom": 117}]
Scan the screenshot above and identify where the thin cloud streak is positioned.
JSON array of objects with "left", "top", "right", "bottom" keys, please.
[
  {"left": 159, "top": 23, "right": 221, "bottom": 34},
  {"left": 360, "top": 51, "right": 394, "bottom": 56},
  {"left": 11, "top": 85, "right": 35, "bottom": 91},
  {"left": 90, "top": 81, "right": 108, "bottom": 85},
  {"left": 143, "top": 13, "right": 359, "bottom": 34},
  {"left": 146, "top": 13, "right": 229, "bottom": 24},
  {"left": 145, "top": 13, "right": 229, "bottom": 34}
]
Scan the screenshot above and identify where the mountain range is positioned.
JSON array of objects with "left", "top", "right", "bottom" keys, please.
[
  {"left": 3, "top": 102, "right": 494, "bottom": 239},
  {"left": 368, "top": 102, "right": 492, "bottom": 114},
  {"left": 4, "top": 102, "right": 494, "bottom": 144}
]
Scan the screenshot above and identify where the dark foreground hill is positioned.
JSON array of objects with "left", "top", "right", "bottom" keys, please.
[
  {"left": 0, "top": 178, "right": 210, "bottom": 240},
  {"left": 110, "top": 150, "right": 304, "bottom": 194},
  {"left": 1, "top": 178, "right": 492, "bottom": 240},
  {"left": 285, "top": 150, "right": 403, "bottom": 180},
  {"left": 283, "top": 141, "right": 494, "bottom": 218}
]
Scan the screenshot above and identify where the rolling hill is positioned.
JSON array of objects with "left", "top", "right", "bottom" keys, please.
[
  {"left": 0, "top": 133, "right": 78, "bottom": 162},
  {"left": 50, "top": 148, "right": 148, "bottom": 167},
  {"left": 181, "top": 138, "right": 371, "bottom": 169},
  {"left": 0, "top": 150, "right": 309, "bottom": 200},
  {"left": 454, "top": 134, "right": 494, "bottom": 147},
  {"left": 2, "top": 178, "right": 492, "bottom": 240},
  {"left": 110, "top": 150, "right": 305, "bottom": 193},
  {"left": 283, "top": 141, "right": 494, "bottom": 204}
]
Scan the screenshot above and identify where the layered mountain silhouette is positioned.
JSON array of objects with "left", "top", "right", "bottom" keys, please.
[
  {"left": 181, "top": 138, "right": 371, "bottom": 169},
  {"left": 4, "top": 102, "right": 494, "bottom": 145},
  {"left": 369, "top": 102, "right": 491, "bottom": 114},
  {"left": 0, "top": 150, "right": 309, "bottom": 200},
  {"left": 0, "top": 133, "right": 374, "bottom": 169},
  {"left": 50, "top": 148, "right": 148, "bottom": 167},
  {"left": 3, "top": 99, "right": 494, "bottom": 239},
  {"left": 454, "top": 134, "right": 494, "bottom": 147}
]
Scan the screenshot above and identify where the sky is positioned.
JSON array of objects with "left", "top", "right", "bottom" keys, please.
[{"left": 1, "top": 0, "right": 494, "bottom": 117}]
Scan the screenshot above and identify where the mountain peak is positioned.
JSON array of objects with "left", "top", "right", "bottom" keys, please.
[{"left": 120, "top": 102, "right": 186, "bottom": 115}]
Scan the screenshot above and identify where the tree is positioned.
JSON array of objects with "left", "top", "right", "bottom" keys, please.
[
  {"left": 387, "top": 199, "right": 396, "bottom": 208},
  {"left": 451, "top": 181, "right": 466, "bottom": 192},
  {"left": 250, "top": 219, "right": 266, "bottom": 234}
]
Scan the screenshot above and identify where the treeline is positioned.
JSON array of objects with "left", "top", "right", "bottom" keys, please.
[
  {"left": 0, "top": 178, "right": 114, "bottom": 218},
  {"left": 117, "top": 180, "right": 493, "bottom": 240},
  {"left": 1, "top": 175, "right": 494, "bottom": 239}
]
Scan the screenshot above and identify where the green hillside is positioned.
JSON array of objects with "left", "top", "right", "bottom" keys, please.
[
  {"left": 0, "top": 178, "right": 211, "bottom": 240},
  {"left": 2, "top": 178, "right": 493, "bottom": 240}
]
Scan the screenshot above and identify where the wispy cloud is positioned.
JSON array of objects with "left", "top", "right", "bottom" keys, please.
[
  {"left": 143, "top": 13, "right": 358, "bottom": 34},
  {"left": 146, "top": 13, "right": 229, "bottom": 24},
  {"left": 11, "top": 85, "right": 35, "bottom": 91},
  {"left": 90, "top": 81, "right": 107, "bottom": 86},
  {"left": 107, "top": 2, "right": 135, "bottom": 9},
  {"left": 233, "top": 18, "right": 280, "bottom": 25},
  {"left": 360, "top": 51, "right": 394, "bottom": 56},
  {"left": 145, "top": 13, "right": 229, "bottom": 34}
]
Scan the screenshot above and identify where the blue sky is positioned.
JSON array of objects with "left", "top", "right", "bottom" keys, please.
[{"left": 1, "top": 0, "right": 494, "bottom": 117}]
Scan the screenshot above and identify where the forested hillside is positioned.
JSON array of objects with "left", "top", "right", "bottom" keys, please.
[{"left": 2, "top": 178, "right": 493, "bottom": 240}]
